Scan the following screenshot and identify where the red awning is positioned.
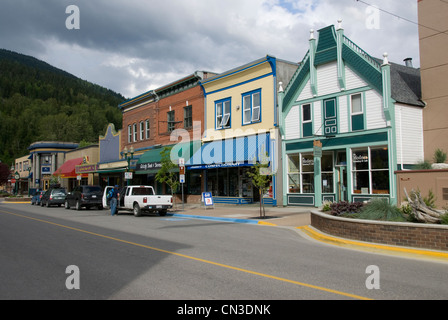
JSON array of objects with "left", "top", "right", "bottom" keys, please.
[{"left": 53, "top": 158, "right": 87, "bottom": 178}]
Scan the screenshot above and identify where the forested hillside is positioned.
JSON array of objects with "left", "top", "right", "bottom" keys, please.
[{"left": 0, "top": 49, "right": 125, "bottom": 165}]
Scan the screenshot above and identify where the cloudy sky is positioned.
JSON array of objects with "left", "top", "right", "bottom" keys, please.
[{"left": 1, "top": 0, "right": 420, "bottom": 99}]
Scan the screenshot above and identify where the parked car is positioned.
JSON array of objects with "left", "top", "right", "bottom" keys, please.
[
  {"left": 31, "top": 190, "right": 44, "bottom": 205},
  {"left": 41, "top": 188, "right": 67, "bottom": 207},
  {"left": 64, "top": 185, "right": 103, "bottom": 210}
]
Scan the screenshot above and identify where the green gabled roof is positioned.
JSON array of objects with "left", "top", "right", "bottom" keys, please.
[
  {"left": 342, "top": 44, "right": 382, "bottom": 93},
  {"left": 282, "top": 54, "right": 310, "bottom": 108},
  {"left": 282, "top": 25, "right": 383, "bottom": 111},
  {"left": 314, "top": 25, "right": 337, "bottom": 66}
]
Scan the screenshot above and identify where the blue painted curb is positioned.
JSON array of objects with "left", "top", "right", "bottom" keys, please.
[{"left": 167, "top": 213, "right": 259, "bottom": 225}]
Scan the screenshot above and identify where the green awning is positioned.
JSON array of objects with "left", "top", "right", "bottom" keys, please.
[{"left": 135, "top": 141, "right": 200, "bottom": 174}]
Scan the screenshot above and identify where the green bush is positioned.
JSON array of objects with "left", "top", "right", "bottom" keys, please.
[
  {"left": 322, "top": 200, "right": 332, "bottom": 212},
  {"left": 358, "top": 198, "right": 406, "bottom": 222},
  {"left": 414, "top": 160, "right": 432, "bottom": 170},
  {"left": 433, "top": 148, "right": 447, "bottom": 164},
  {"left": 441, "top": 212, "right": 448, "bottom": 225}
]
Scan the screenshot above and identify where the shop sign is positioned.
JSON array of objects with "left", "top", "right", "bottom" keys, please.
[
  {"left": 313, "top": 140, "right": 322, "bottom": 158},
  {"left": 188, "top": 162, "right": 251, "bottom": 170},
  {"left": 353, "top": 153, "right": 369, "bottom": 163},
  {"left": 302, "top": 158, "right": 314, "bottom": 166},
  {"left": 76, "top": 164, "right": 99, "bottom": 174},
  {"left": 137, "top": 162, "right": 162, "bottom": 171},
  {"left": 41, "top": 166, "right": 51, "bottom": 175}
]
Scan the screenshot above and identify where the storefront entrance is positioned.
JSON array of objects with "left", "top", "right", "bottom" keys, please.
[{"left": 335, "top": 151, "right": 347, "bottom": 202}]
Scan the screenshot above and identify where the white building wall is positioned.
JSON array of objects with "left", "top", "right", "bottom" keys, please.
[
  {"left": 395, "top": 103, "right": 424, "bottom": 165},
  {"left": 284, "top": 105, "right": 301, "bottom": 140},
  {"left": 338, "top": 95, "right": 349, "bottom": 133},
  {"left": 345, "top": 66, "right": 368, "bottom": 90},
  {"left": 365, "top": 89, "right": 387, "bottom": 130},
  {"left": 296, "top": 79, "right": 313, "bottom": 102},
  {"left": 316, "top": 62, "right": 339, "bottom": 97}
]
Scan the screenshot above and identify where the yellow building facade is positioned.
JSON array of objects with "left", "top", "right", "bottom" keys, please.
[{"left": 187, "top": 56, "right": 298, "bottom": 205}]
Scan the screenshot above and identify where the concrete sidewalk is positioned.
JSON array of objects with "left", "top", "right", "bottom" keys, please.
[{"left": 168, "top": 203, "right": 312, "bottom": 227}]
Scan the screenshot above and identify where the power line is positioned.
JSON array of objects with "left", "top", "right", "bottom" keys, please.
[{"left": 356, "top": 0, "right": 448, "bottom": 37}]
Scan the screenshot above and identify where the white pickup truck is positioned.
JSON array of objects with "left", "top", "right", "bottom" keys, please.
[{"left": 102, "top": 185, "right": 173, "bottom": 216}]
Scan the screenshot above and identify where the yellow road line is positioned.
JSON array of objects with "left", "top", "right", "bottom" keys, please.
[
  {"left": 298, "top": 225, "right": 448, "bottom": 261},
  {"left": 1, "top": 209, "right": 372, "bottom": 300}
]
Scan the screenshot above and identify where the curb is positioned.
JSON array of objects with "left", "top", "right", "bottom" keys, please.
[
  {"left": 168, "top": 213, "right": 277, "bottom": 226},
  {"left": 298, "top": 225, "right": 448, "bottom": 262}
]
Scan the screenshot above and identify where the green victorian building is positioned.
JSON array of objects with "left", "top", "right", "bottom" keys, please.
[{"left": 279, "top": 21, "right": 424, "bottom": 207}]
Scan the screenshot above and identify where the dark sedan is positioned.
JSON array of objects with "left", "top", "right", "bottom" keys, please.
[
  {"left": 41, "top": 188, "right": 67, "bottom": 207},
  {"left": 64, "top": 185, "right": 103, "bottom": 210}
]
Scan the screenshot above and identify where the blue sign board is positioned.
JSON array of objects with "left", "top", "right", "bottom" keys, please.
[{"left": 202, "top": 192, "right": 214, "bottom": 207}]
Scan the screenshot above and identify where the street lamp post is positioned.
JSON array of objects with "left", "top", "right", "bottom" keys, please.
[{"left": 123, "top": 146, "right": 134, "bottom": 186}]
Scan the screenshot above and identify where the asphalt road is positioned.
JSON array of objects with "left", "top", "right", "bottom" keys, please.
[{"left": 1, "top": 201, "right": 448, "bottom": 302}]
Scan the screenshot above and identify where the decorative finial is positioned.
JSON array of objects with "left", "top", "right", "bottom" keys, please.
[
  {"left": 309, "top": 29, "right": 315, "bottom": 40},
  {"left": 278, "top": 82, "right": 284, "bottom": 93},
  {"left": 337, "top": 19, "right": 343, "bottom": 30},
  {"left": 382, "top": 52, "right": 389, "bottom": 65}
]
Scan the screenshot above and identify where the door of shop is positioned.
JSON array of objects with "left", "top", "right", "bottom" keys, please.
[{"left": 335, "top": 151, "right": 347, "bottom": 202}]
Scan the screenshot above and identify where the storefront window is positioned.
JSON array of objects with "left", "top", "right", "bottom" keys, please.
[
  {"left": 188, "top": 171, "right": 202, "bottom": 195},
  {"left": 287, "top": 155, "right": 300, "bottom": 193},
  {"left": 352, "top": 147, "right": 389, "bottom": 194},
  {"left": 207, "top": 167, "right": 252, "bottom": 198},
  {"left": 301, "top": 154, "right": 314, "bottom": 193}
]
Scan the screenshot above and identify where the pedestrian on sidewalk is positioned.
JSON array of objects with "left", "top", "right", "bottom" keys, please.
[{"left": 109, "top": 185, "right": 120, "bottom": 216}]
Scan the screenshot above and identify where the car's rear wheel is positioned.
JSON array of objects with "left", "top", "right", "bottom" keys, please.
[
  {"left": 133, "top": 203, "right": 141, "bottom": 217},
  {"left": 75, "top": 200, "right": 81, "bottom": 211},
  {"left": 65, "top": 200, "right": 70, "bottom": 209}
]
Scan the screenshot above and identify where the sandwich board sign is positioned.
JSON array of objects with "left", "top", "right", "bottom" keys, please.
[{"left": 202, "top": 192, "right": 214, "bottom": 209}]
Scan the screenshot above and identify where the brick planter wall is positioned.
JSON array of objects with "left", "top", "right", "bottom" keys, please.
[{"left": 311, "top": 210, "right": 448, "bottom": 251}]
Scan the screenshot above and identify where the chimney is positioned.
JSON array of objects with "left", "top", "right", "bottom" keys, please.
[{"left": 404, "top": 57, "right": 413, "bottom": 67}]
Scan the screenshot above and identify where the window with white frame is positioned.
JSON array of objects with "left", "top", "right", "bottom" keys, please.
[
  {"left": 350, "top": 93, "right": 364, "bottom": 131},
  {"left": 242, "top": 90, "right": 261, "bottom": 125},
  {"left": 302, "top": 103, "right": 313, "bottom": 137},
  {"left": 287, "top": 153, "right": 314, "bottom": 193},
  {"left": 140, "top": 121, "right": 144, "bottom": 140},
  {"left": 352, "top": 146, "right": 389, "bottom": 194},
  {"left": 287, "top": 152, "right": 334, "bottom": 194},
  {"left": 128, "top": 125, "right": 132, "bottom": 143},
  {"left": 216, "top": 98, "right": 231, "bottom": 129},
  {"left": 133, "top": 123, "right": 137, "bottom": 142},
  {"left": 145, "top": 119, "right": 150, "bottom": 139}
]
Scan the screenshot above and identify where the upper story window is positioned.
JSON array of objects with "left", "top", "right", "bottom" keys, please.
[
  {"left": 350, "top": 93, "right": 364, "bottom": 131},
  {"left": 167, "top": 110, "right": 175, "bottom": 132},
  {"left": 128, "top": 125, "right": 132, "bottom": 143},
  {"left": 139, "top": 121, "right": 144, "bottom": 140},
  {"left": 216, "top": 98, "right": 231, "bottom": 130},
  {"left": 242, "top": 89, "right": 261, "bottom": 125},
  {"left": 133, "top": 123, "right": 137, "bottom": 142},
  {"left": 302, "top": 103, "right": 313, "bottom": 137},
  {"left": 145, "top": 119, "right": 150, "bottom": 139},
  {"left": 184, "top": 105, "right": 192, "bottom": 129}
]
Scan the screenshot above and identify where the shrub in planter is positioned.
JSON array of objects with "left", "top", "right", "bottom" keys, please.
[
  {"left": 330, "top": 201, "right": 364, "bottom": 217},
  {"left": 358, "top": 198, "right": 406, "bottom": 222}
]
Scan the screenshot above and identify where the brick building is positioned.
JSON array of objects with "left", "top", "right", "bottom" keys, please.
[{"left": 119, "top": 71, "right": 216, "bottom": 199}]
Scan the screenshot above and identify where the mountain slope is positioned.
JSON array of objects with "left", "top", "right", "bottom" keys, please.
[{"left": 0, "top": 49, "right": 125, "bottom": 165}]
